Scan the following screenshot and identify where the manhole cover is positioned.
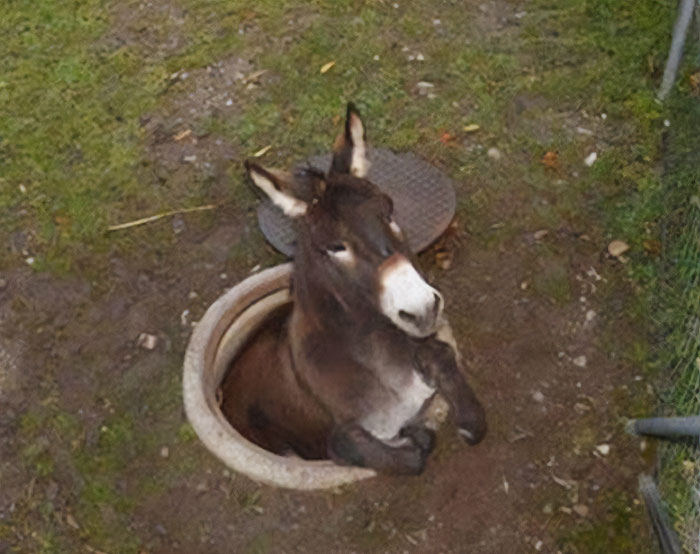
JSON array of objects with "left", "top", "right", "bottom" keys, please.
[{"left": 257, "top": 148, "right": 457, "bottom": 257}]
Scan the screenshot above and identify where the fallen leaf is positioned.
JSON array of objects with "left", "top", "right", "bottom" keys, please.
[
  {"left": 66, "top": 513, "right": 80, "bottom": 529},
  {"left": 463, "top": 123, "right": 480, "bottom": 133},
  {"left": 435, "top": 249, "right": 453, "bottom": 270},
  {"left": 174, "top": 129, "right": 192, "bottom": 141},
  {"left": 253, "top": 145, "right": 272, "bottom": 157},
  {"left": 642, "top": 239, "right": 661, "bottom": 256},
  {"left": 320, "top": 61, "right": 336, "bottom": 74},
  {"left": 690, "top": 71, "right": 700, "bottom": 95},
  {"left": 552, "top": 475, "right": 577, "bottom": 490},
  {"left": 439, "top": 131, "right": 455, "bottom": 144},
  {"left": 541, "top": 151, "right": 559, "bottom": 169},
  {"left": 607, "top": 239, "right": 630, "bottom": 257},
  {"left": 242, "top": 69, "right": 268, "bottom": 84},
  {"left": 54, "top": 214, "right": 71, "bottom": 226}
]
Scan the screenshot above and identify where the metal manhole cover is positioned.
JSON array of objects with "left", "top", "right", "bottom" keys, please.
[{"left": 257, "top": 148, "right": 456, "bottom": 257}]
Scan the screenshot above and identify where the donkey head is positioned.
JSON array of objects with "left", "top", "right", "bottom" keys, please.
[{"left": 246, "top": 104, "right": 443, "bottom": 338}]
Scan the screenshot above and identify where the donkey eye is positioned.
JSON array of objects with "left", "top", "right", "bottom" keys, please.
[{"left": 326, "top": 243, "right": 347, "bottom": 254}]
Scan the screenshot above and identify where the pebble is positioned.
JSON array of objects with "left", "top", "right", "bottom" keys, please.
[
  {"left": 160, "top": 446, "right": 169, "bottom": 458},
  {"left": 585, "top": 309, "right": 596, "bottom": 322},
  {"left": 225, "top": 99, "right": 233, "bottom": 106},
  {"left": 416, "top": 53, "right": 425, "bottom": 61},
  {"left": 596, "top": 443, "right": 610, "bottom": 456},
  {"left": 534, "top": 540, "right": 543, "bottom": 551},
  {"left": 183, "top": 155, "right": 197, "bottom": 163},
  {"left": 532, "top": 390, "right": 545, "bottom": 403},
  {"left": 487, "top": 147, "right": 502, "bottom": 161},
  {"left": 573, "top": 355, "right": 587, "bottom": 368},
  {"left": 137, "top": 333, "right": 158, "bottom": 350},
  {"left": 584, "top": 152, "right": 597, "bottom": 166},
  {"left": 573, "top": 504, "right": 589, "bottom": 517}
]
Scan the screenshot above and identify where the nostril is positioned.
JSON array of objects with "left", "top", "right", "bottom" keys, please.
[
  {"left": 432, "top": 293, "right": 442, "bottom": 317},
  {"left": 399, "top": 310, "right": 418, "bottom": 324}
]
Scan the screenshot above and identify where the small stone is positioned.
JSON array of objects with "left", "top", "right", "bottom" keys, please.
[
  {"left": 573, "top": 504, "right": 589, "bottom": 517},
  {"left": 607, "top": 239, "right": 630, "bottom": 257},
  {"left": 601, "top": 113, "right": 607, "bottom": 120},
  {"left": 572, "top": 355, "right": 587, "bottom": 368},
  {"left": 664, "top": 119, "right": 670, "bottom": 127},
  {"left": 416, "top": 81, "right": 434, "bottom": 95},
  {"left": 532, "top": 390, "right": 545, "bottom": 403},
  {"left": 160, "top": 446, "right": 169, "bottom": 458},
  {"left": 487, "top": 147, "right": 502, "bottom": 161},
  {"left": 433, "top": 18, "right": 441, "bottom": 25},
  {"left": 585, "top": 309, "right": 596, "bottom": 322},
  {"left": 172, "top": 214, "right": 186, "bottom": 234},
  {"left": 416, "top": 53, "right": 425, "bottom": 61},
  {"left": 576, "top": 126, "right": 593, "bottom": 136},
  {"left": 137, "top": 333, "right": 158, "bottom": 350},
  {"left": 188, "top": 291, "right": 198, "bottom": 300},
  {"left": 534, "top": 540, "right": 543, "bottom": 551},
  {"left": 25, "top": 257, "right": 35, "bottom": 266},
  {"left": 595, "top": 443, "right": 610, "bottom": 456},
  {"left": 180, "top": 309, "right": 190, "bottom": 327},
  {"left": 584, "top": 152, "right": 597, "bottom": 166},
  {"left": 183, "top": 155, "right": 197, "bottom": 163},
  {"left": 225, "top": 99, "right": 233, "bottom": 106}
]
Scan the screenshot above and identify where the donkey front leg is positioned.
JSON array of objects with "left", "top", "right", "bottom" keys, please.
[
  {"left": 415, "top": 341, "right": 487, "bottom": 445},
  {"left": 328, "top": 423, "right": 431, "bottom": 475}
]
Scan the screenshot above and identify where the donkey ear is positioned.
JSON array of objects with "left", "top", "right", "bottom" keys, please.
[
  {"left": 245, "top": 161, "right": 308, "bottom": 218},
  {"left": 330, "top": 103, "right": 370, "bottom": 178}
]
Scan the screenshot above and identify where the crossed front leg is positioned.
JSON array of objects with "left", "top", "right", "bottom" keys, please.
[
  {"left": 328, "top": 422, "right": 435, "bottom": 475},
  {"left": 414, "top": 339, "right": 487, "bottom": 445}
]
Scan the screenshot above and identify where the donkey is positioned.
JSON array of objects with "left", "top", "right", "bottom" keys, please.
[{"left": 220, "top": 104, "right": 486, "bottom": 475}]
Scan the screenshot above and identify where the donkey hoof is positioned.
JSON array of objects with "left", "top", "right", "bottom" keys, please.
[
  {"left": 400, "top": 426, "right": 436, "bottom": 453},
  {"left": 457, "top": 422, "right": 487, "bottom": 445},
  {"left": 328, "top": 432, "right": 366, "bottom": 467}
]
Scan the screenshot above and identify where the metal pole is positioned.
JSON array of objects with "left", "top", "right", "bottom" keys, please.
[
  {"left": 639, "top": 475, "right": 684, "bottom": 554},
  {"left": 658, "top": 0, "right": 696, "bottom": 101},
  {"left": 627, "top": 416, "right": 700, "bottom": 438}
]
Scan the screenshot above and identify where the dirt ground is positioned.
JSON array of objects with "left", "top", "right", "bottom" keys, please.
[
  {"left": 0, "top": 0, "right": 668, "bottom": 552},
  {"left": 0, "top": 160, "right": 657, "bottom": 554}
]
